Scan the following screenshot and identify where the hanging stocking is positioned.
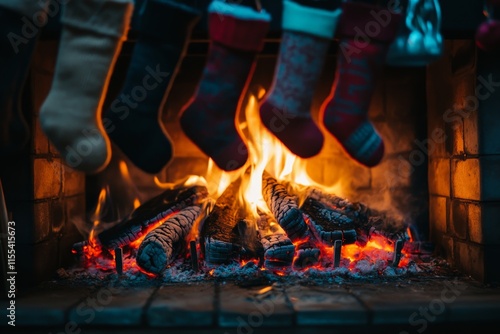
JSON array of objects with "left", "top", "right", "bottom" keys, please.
[
  {"left": 179, "top": 0, "right": 271, "bottom": 171},
  {"left": 0, "top": 1, "right": 47, "bottom": 156},
  {"left": 259, "top": 0, "right": 342, "bottom": 158},
  {"left": 476, "top": 0, "right": 500, "bottom": 52},
  {"left": 40, "top": 0, "right": 134, "bottom": 174},
  {"left": 320, "top": 1, "right": 402, "bottom": 167},
  {"left": 103, "top": 0, "right": 201, "bottom": 175},
  {"left": 386, "top": 0, "right": 444, "bottom": 66}
]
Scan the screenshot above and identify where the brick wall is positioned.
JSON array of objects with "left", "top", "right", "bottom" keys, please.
[
  {"left": 0, "top": 40, "right": 86, "bottom": 289},
  {"left": 427, "top": 40, "right": 500, "bottom": 284}
]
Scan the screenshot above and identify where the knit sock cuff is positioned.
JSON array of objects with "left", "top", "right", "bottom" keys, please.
[
  {"left": 336, "top": 1, "right": 403, "bottom": 43},
  {"left": 208, "top": 0, "right": 271, "bottom": 52},
  {"left": 0, "top": 0, "right": 47, "bottom": 17},
  {"left": 61, "top": 0, "right": 134, "bottom": 39},
  {"left": 139, "top": 0, "right": 201, "bottom": 44},
  {"left": 282, "top": 0, "right": 342, "bottom": 39}
]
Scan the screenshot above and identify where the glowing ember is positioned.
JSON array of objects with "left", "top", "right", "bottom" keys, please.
[{"left": 72, "top": 93, "right": 423, "bottom": 280}]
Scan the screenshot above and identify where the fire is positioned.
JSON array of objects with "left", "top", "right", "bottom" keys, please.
[{"left": 76, "top": 92, "right": 414, "bottom": 278}]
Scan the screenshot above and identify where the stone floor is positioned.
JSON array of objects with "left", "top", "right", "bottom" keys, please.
[{"left": 2, "top": 272, "right": 500, "bottom": 334}]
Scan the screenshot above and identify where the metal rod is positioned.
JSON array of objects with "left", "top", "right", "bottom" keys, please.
[
  {"left": 115, "top": 247, "right": 123, "bottom": 275},
  {"left": 391, "top": 240, "right": 404, "bottom": 267},
  {"left": 333, "top": 239, "right": 342, "bottom": 268},
  {"left": 190, "top": 240, "right": 199, "bottom": 272}
]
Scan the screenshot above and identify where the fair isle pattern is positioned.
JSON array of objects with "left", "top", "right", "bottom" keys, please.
[
  {"left": 267, "top": 30, "right": 330, "bottom": 117},
  {"left": 344, "top": 121, "right": 382, "bottom": 161}
]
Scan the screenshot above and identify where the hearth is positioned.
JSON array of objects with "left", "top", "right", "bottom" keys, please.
[{"left": 1, "top": 0, "right": 500, "bottom": 333}]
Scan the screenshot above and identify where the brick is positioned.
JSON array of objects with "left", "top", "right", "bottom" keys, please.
[
  {"left": 351, "top": 285, "right": 448, "bottom": 325},
  {"left": 449, "top": 199, "right": 467, "bottom": 240},
  {"left": 429, "top": 158, "right": 451, "bottom": 197},
  {"left": 374, "top": 121, "right": 415, "bottom": 155},
  {"left": 69, "top": 287, "right": 156, "bottom": 326},
  {"left": 322, "top": 156, "right": 371, "bottom": 193},
  {"left": 12, "top": 284, "right": 93, "bottom": 327},
  {"left": 285, "top": 285, "right": 367, "bottom": 325},
  {"left": 33, "top": 201, "right": 51, "bottom": 243},
  {"left": 32, "top": 114, "right": 49, "bottom": 155},
  {"left": 218, "top": 283, "right": 293, "bottom": 327},
  {"left": 147, "top": 284, "right": 215, "bottom": 327},
  {"left": 372, "top": 155, "right": 413, "bottom": 191},
  {"left": 451, "top": 158, "right": 480, "bottom": 200},
  {"left": 50, "top": 198, "right": 65, "bottom": 235},
  {"left": 468, "top": 202, "right": 500, "bottom": 245},
  {"left": 454, "top": 240, "right": 485, "bottom": 283},
  {"left": 33, "top": 158, "right": 62, "bottom": 199},
  {"left": 429, "top": 195, "right": 448, "bottom": 234},
  {"left": 62, "top": 165, "right": 85, "bottom": 196}
]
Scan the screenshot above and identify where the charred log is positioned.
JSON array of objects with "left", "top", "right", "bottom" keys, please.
[
  {"left": 73, "top": 185, "right": 208, "bottom": 254},
  {"left": 257, "top": 212, "right": 295, "bottom": 269},
  {"left": 136, "top": 205, "right": 202, "bottom": 275},
  {"left": 200, "top": 178, "right": 243, "bottom": 265},
  {"left": 261, "top": 171, "right": 307, "bottom": 241},
  {"left": 301, "top": 197, "right": 357, "bottom": 246}
]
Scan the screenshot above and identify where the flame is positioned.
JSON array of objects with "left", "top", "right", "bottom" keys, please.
[{"left": 133, "top": 198, "right": 141, "bottom": 209}]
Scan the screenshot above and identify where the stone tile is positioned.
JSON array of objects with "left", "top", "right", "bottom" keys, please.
[
  {"left": 428, "top": 158, "right": 450, "bottom": 197},
  {"left": 218, "top": 283, "right": 293, "bottom": 327},
  {"left": 429, "top": 195, "right": 447, "bottom": 234},
  {"left": 33, "top": 158, "right": 62, "bottom": 200},
  {"left": 449, "top": 199, "right": 467, "bottom": 240},
  {"left": 448, "top": 294, "right": 500, "bottom": 323},
  {"left": 468, "top": 201, "right": 500, "bottom": 245},
  {"left": 285, "top": 285, "right": 368, "bottom": 326},
  {"left": 69, "top": 287, "right": 156, "bottom": 326},
  {"left": 351, "top": 285, "right": 449, "bottom": 325},
  {"left": 4, "top": 284, "right": 93, "bottom": 326},
  {"left": 451, "top": 158, "right": 480, "bottom": 200},
  {"left": 147, "top": 283, "right": 215, "bottom": 327},
  {"left": 463, "top": 108, "right": 479, "bottom": 155}
]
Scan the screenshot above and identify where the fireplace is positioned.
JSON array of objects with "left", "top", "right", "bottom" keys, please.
[{"left": 1, "top": 0, "right": 500, "bottom": 332}]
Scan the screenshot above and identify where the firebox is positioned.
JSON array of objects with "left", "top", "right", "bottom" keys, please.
[{"left": 1, "top": 0, "right": 500, "bottom": 333}]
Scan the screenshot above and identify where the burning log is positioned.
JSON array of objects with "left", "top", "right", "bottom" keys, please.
[
  {"left": 190, "top": 240, "right": 199, "bottom": 272},
  {"left": 332, "top": 240, "right": 342, "bottom": 268},
  {"left": 301, "top": 197, "right": 357, "bottom": 246},
  {"left": 114, "top": 247, "right": 123, "bottom": 275},
  {"left": 291, "top": 185, "right": 410, "bottom": 245},
  {"left": 200, "top": 179, "right": 243, "bottom": 265},
  {"left": 261, "top": 171, "right": 307, "bottom": 241},
  {"left": 73, "top": 185, "right": 208, "bottom": 253},
  {"left": 257, "top": 212, "right": 295, "bottom": 269},
  {"left": 136, "top": 205, "right": 202, "bottom": 275}
]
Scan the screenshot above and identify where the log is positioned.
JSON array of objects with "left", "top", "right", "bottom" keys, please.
[
  {"left": 200, "top": 178, "right": 243, "bottom": 265},
  {"left": 257, "top": 212, "right": 295, "bottom": 269},
  {"left": 261, "top": 171, "right": 307, "bottom": 241},
  {"left": 73, "top": 185, "right": 208, "bottom": 254},
  {"left": 301, "top": 197, "right": 357, "bottom": 246},
  {"left": 136, "top": 205, "right": 202, "bottom": 275}
]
